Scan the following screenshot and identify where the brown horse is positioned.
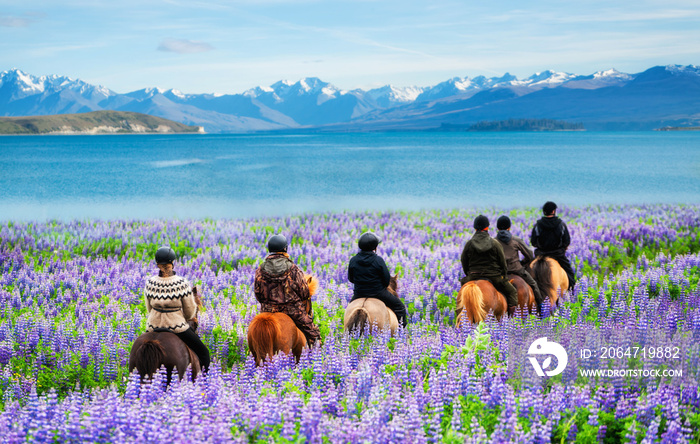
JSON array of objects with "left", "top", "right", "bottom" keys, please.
[
  {"left": 247, "top": 275, "right": 319, "bottom": 366},
  {"left": 455, "top": 275, "right": 537, "bottom": 326},
  {"left": 455, "top": 280, "right": 507, "bottom": 326},
  {"left": 510, "top": 274, "right": 537, "bottom": 315},
  {"left": 343, "top": 275, "right": 399, "bottom": 336},
  {"left": 129, "top": 285, "right": 204, "bottom": 382},
  {"left": 528, "top": 256, "right": 569, "bottom": 310}
]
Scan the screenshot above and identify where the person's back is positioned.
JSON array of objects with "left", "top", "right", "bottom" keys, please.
[
  {"left": 144, "top": 246, "right": 210, "bottom": 372},
  {"left": 254, "top": 234, "right": 321, "bottom": 346},
  {"left": 495, "top": 215, "right": 543, "bottom": 310},
  {"left": 459, "top": 215, "right": 519, "bottom": 317},
  {"left": 530, "top": 202, "right": 576, "bottom": 289},
  {"left": 348, "top": 232, "right": 407, "bottom": 327}
]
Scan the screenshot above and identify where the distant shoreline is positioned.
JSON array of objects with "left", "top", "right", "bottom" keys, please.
[
  {"left": 655, "top": 126, "right": 700, "bottom": 131},
  {"left": 0, "top": 111, "right": 203, "bottom": 135}
]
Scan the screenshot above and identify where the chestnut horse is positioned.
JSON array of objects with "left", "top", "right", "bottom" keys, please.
[
  {"left": 528, "top": 256, "right": 569, "bottom": 310},
  {"left": 511, "top": 274, "right": 537, "bottom": 315},
  {"left": 455, "top": 280, "right": 506, "bottom": 327},
  {"left": 129, "top": 285, "right": 204, "bottom": 383},
  {"left": 247, "top": 275, "right": 319, "bottom": 366},
  {"left": 455, "top": 275, "right": 536, "bottom": 326},
  {"left": 343, "top": 275, "right": 399, "bottom": 336}
]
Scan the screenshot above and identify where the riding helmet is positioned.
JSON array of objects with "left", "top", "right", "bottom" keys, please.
[
  {"left": 155, "top": 246, "right": 177, "bottom": 264},
  {"left": 497, "top": 215, "right": 511, "bottom": 230},
  {"left": 473, "top": 215, "right": 490, "bottom": 231},
  {"left": 358, "top": 232, "right": 381, "bottom": 251},
  {"left": 543, "top": 201, "right": 557, "bottom": 215},
  {"left": 267, "top": 234, "right": 288, "bottom": 253}
]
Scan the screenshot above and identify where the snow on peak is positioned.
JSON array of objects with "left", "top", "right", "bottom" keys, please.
[
  {"left": 665, "top": 64, "right": 700, "bottom": 76},
  {"left": 168, "top": 89, "right": 186, "bottom": 98}
]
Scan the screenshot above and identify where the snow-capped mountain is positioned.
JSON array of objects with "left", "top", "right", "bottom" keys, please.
[
  {"left": 358, "top": 85, "right": 426, "bottom": 108},
  {"left": 1, "top": 65, "right": 699, "bottom": 131},
  {"left": 415, "top": 73, "right": 518, "bottom": 102}
]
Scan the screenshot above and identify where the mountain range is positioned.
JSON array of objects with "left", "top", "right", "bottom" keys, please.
[{"left": 1, "top": 65, "right": 698, "bottom": 132}]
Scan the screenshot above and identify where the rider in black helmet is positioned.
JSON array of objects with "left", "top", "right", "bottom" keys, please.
[
  {"left": 495, "top": 215, "right": 544, "bottom": 311},
  {"left": 254, "top": 234, "right": 321, "bottom": 346},
  {"left": 459, "top": 216, "right": 519, "bottom": 317},
  {"left": 530, "top": 202, "right": 576, "bottom": 290},
  {"left": 143, "top": 246, "right": 210, "bottom": 372},
  {"left": 348, "top": 232, "right": 407, "bottom": 327}
]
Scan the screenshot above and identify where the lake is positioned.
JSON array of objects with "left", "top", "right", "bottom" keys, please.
[{"left": 1, "top": 132, "right": 699, "bottom": 220}]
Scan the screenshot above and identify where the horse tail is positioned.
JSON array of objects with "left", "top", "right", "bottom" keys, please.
[
  {"left": 347, "top": 307, "right": 369, "bottom": 335},
  {"left": 133, "top": 340, "right": 165, "bottom": 380},
  {"left": 461, "top": 282, "right": 487, "bottom": 324},
  {"left": 533, "top": 258, "right": 554, "bottom": 301},
  {"left": 249, "top": 314, "right": 280, "bottom": 364}
]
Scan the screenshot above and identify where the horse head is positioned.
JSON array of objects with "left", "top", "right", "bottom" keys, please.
[
  {"left": 388, "top": 274, "right": 399, "bottom": 296},
  {"left": 304, "top": 274, "right": 319, "bottom": 296}
]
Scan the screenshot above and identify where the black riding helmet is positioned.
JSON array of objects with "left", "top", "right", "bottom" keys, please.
[
  {"left": 497, "top": 215, "right": 511, "bottom": 230},
  {"left": 473, "top": 215, "right": 489, "bottom": 231},
  {"left": 543, "top": 201, "right": 557, "bottom": 215},
  {"left": 155, "top": 246, "right": 177, "bottom": 264},
  {"left": 358, "top": 232, "right": 381, "bottom": 251},
  {"left": 267, "top": 234, "right": 288, "bottom": 253}
]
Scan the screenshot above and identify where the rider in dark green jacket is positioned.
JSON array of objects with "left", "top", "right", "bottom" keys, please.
[{"left": 460, "top": 215, "right": 519, "bottom": 316}]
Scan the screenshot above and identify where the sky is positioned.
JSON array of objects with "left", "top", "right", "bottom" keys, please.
[{"left": 1, "top": 0, "right": 699, "bottom": 95}]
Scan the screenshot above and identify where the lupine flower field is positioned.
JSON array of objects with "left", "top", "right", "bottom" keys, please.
[{"left": 1, "top": 204, "right": 699, "bottom": 443}]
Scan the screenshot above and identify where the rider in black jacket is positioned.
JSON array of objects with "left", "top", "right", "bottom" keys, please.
[
  {"left": 530, "top": 201, "right": 576, "bottom": 290},
  {"left": 348, "top": 232, "right": 408, "bottom": 327}
]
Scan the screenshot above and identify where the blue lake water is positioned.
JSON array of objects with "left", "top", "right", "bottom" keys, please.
[{"left": 1, "top": 132, "right": 699, "bottom": 220}]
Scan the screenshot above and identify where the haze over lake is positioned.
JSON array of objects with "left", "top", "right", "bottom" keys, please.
[{"left": 1, "top": 132, "right": 699, "bottom": 220}]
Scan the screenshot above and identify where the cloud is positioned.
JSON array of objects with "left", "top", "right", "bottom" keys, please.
[
  {"left": 157, "top": 38, "right": 214, "bottom": 54},
  {"left": 0, "top": 16, "right": 32, "bottom": 27}
]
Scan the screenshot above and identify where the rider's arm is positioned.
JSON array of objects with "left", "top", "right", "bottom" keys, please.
[
  {"left": 144, "top": 293, "right": 152, "bottom": 313},
  {"left": 561, "top": 223, "right": 571, "bottom": 249},
  {"left": 348, "top": 258, "right": 355, "bottom": 283},
  {"left": 253, "top": 269, "right": 264, "bottom": 302},
  {"left": 460, "top": 243, "right": 470, "bottom": 275},
  {"left": 181, "top": 284, "right": 197, "bottom": 321},
  {"left": 530, "top": 224, "right": 539, "bottom": 248},
  {"left": 495, "top": 241, "right": 508, "bottom": 277},
  {"left": 293, "top": 267, "right": 311, "bottom": 301},
  {"left": 517, "top": 238, "right": 535, "bottom": 265},
  {"left": 376, "top": 256, "right": 391, "bottom": 287}
]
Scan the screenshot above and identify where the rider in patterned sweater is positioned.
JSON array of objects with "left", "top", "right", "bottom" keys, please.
[
  {"left": 254, "top": 235, "right": 321, "bottom": 346},
  {"left": 144, "top": 246, "right": 210, "bottom": 372}
]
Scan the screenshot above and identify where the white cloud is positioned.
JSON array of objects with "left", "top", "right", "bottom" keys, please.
[
  {"left": 157, "top": 38, "right": 214, "bottom": 54},
  {"left": 0, "top": 16, "right": 31, "bottom": 27}
]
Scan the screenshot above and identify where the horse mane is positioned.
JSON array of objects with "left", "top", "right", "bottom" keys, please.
[
  {"left": 249, "top": 313, "right": 281, "bottom": 364},
  {"left": 460, "top": 282, "right": 487, "bottom": 324},
  {"left": 304, "top": 274, "right": 319, "bottom": 296},
  {"left": 347, "top": 307, "right": 369, "bottom": 335},
  {"left": 133, "top": 339, "right": 165, "bottom": 381},
  {"left": 532, "top": 258, "right": 554, "bottom": 299}
]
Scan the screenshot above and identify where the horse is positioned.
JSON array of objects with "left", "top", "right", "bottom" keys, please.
[
  {"left": 129, "top": 285, "right": 204, "bottom": 383},
  {"left": 455, "top": 275, "right": 536, "bottom": 326},
  {"left": 528, "top": 256, "right": 569, "bottom": 310},
  {"left": 510, "top": 274, "right": 537, "bottom": 315},
  {"left": 247, "top": 275, "right": 319, "bottom": 366},
  {"left": 343, "top": 275, "right": 399, "bottom": 336},
  {"left": 455, "top": 280, "right": 506, "bottom": 327}
]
